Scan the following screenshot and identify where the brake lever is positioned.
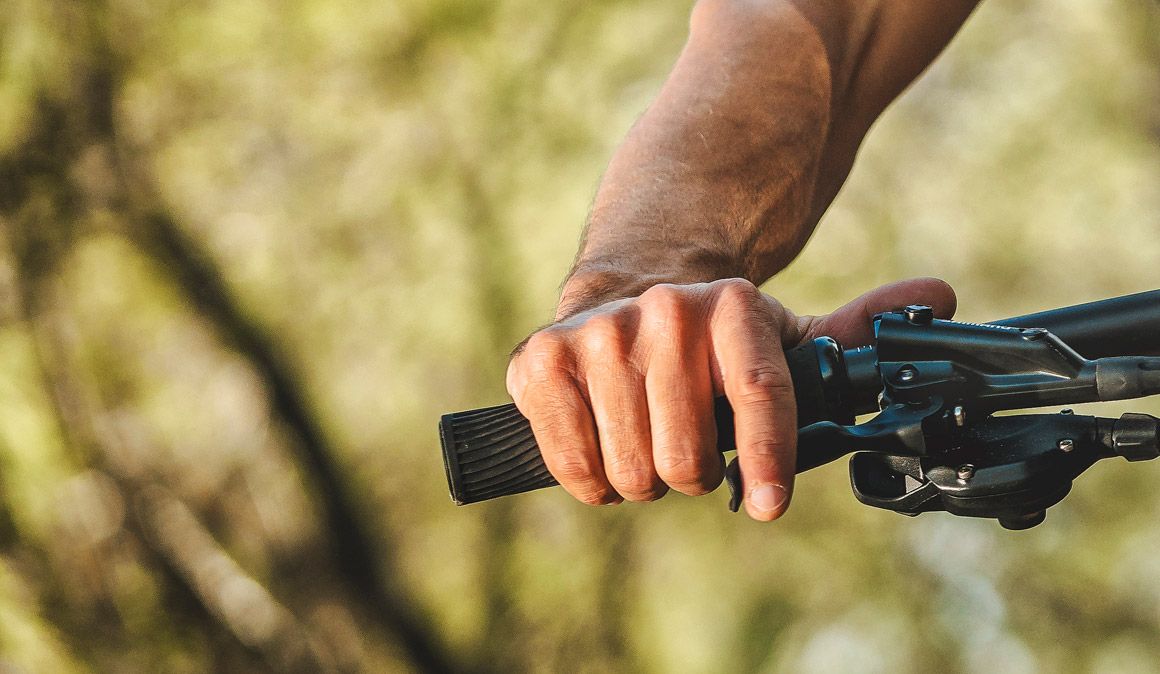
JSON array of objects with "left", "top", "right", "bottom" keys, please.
[{"left": 725, "top": 398, "right": 946, "bottom": 512}]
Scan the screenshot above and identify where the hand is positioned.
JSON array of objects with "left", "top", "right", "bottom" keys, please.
[{"left": 506, "top": 277, "right": 956, "bottom": 521}]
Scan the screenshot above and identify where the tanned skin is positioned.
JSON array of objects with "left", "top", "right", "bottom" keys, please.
[{"left": 507, "top": 1, "right": 978, "bottom": 521}]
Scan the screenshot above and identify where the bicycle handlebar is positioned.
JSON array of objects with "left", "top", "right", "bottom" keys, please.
[{"left": 440, "top": 289, "right": 1160, "bottom": 506}]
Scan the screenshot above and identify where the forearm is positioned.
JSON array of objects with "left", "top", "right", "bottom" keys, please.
[
  {"left": 560, "top": 1, "right": 829, "bottom": 318},
  {"left": 558, "top": 0, "right": 979, "bottom": 319}
]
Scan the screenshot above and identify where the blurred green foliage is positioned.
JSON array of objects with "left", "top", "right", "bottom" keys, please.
[{"left": 0, "top": 0, "right": 1158, "bottom": 672}]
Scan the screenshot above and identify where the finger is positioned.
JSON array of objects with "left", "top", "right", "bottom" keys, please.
[
  {"left": 642, "top": 292, "right": 721, "bottom": 496},
  {"left": 511, "top": 332, "right": 621, "bottom": 505},
  {"left": 804, "top": 277, "right": 958, "bottom": 346},
  {"left": 581, "top": 314, "right": 665, "bottom": 502},
  {"left": 708, "top": 279, "right": 796, "bottom": 521}
]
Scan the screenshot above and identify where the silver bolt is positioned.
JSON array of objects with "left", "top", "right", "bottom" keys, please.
[
  {"left": 957, "top": 464, "right": 975, "bottom": 481},
  {"left": 1058, "top": 438, "right": 1075, "bottom": 453},
  {"left": 897, "top": 366, "right": 917, "bottom": 383},
  {"left": 952, "top": 406, "right": 966, "bottom": 428}
]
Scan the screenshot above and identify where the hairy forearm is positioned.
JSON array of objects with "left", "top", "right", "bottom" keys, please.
[
  {"left": 558, "top": 0, "right": 978, "bottom": 319},
  {"left": 559, "top": 1, "right": 830, "bottom": 318}
]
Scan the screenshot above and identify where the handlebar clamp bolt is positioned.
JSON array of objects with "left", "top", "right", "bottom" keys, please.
[
  {"left": 956, "top": 464, "right": 975, "bottom": 481},
  {"left": 904, "top": 305, "right": 935, "bottom": 325},
  {"left": 897, "top": 366, "right": 918, "bottom": 383},
  {"left": 1058, "top": 438, "right": 1075, "bottom": 453}
]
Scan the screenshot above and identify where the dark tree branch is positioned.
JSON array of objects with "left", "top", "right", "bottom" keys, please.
[
  {"left": 124, "top": 208, "right": 461, "bottom": 673},
  {"left": 0, "top": 22, "right": 463, "bottom": 674},
  {"left": 38, "top": 4, "right": 463, "bottom": 670},
  {"left": 136, "top": 482, "right": 337, "bottom": 673},
  {"left": 3, "top": 224, "right": 274, "bottom": 671}
]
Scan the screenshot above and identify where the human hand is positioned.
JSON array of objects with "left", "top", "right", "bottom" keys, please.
[{"left": 506, "top": 277, "right": 956, "bottom": 521}]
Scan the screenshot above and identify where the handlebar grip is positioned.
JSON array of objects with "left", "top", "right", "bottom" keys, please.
[
  {"left": 439, "top": 399, "right": 738, "bottom": 505},
  {"left": 440, "top": 339, "right": 845, "bottom": 505},
  {"left": 440, "top": 403, "right": 555, "bottom": 505}
]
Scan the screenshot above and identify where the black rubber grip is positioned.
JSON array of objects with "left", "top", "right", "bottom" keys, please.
[{"left": 441, "top": 339, "right": 840, "bottom": 505}]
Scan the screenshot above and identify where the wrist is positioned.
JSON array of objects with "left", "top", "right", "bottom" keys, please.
[
  {"left": 557, "top": 254, "right": 745, "bottom": 320},
  {"left": 556, "top": 269, "right": 643, "bottom": 321}
]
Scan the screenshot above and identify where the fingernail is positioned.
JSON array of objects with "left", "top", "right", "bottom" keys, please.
[{"left": 748, "top": 484, "right": 787, "bottom": 516}]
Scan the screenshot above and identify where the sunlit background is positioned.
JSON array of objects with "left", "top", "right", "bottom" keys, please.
[{"left": 1, "top": 0, "right": 1158, "bottom": 672}]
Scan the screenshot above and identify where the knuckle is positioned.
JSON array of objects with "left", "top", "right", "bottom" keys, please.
[
  {"left": 638, "top": 284, "right": 696, "bottom": 337},
  {"left": 621, "top": 487, "right": 666, "bottom": 503},
  {"left": 525, "top": 328, "right": 569, "bottom": 357},
  {"left": 577, "top": 489, "right": 617, "bottom": 506},
  {"left": 710, "top": 279, "right": 776, "bottom": 328},
  {"left": 656, "top": 452, "right": 718, "bottom": 495},
  {"left": 744, "top": 435, "right": 795, "bottom": 460},
  {"left": 713, "top": 278, "right": 761, "bottom": 305},
  {"left": 522, "top": 331, "right": 575, "bottom": 385},
  {"left": 608, "top": 462, "right": 665, "bottom": 501},
  {"left": 506, "top": 360, "right": 526, "bottom": 400},
  {"left": 579, "top": 313, "right": 627, "bottom": 358},
  {"left": 639, "top": 283, "right": 687, "bottom": 315},
  {"left": 552, "top": 460, "right": 612, "bottom": 504},
  {"left": 551, "top": 457, "right": 594, "bottom": 484},
  {"left": 733, "top": 363, "right": 793, "bottom": 405}
]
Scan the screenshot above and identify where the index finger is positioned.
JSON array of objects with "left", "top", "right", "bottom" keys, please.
[{"left": 708, "top": 282, "right": 797, "bottom": 521}]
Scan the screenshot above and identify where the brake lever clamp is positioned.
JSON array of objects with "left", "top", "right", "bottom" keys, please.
[
  {"left": 849, "top": 411, "right": 1160, "bottom": 530},
  {"left": 833, "top": 307, "right": 1160, "bottom": 529}
]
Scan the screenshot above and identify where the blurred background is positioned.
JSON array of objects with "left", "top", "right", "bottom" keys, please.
[{"left": 1, "top": 0, "right": 1158, "bottom": 671}]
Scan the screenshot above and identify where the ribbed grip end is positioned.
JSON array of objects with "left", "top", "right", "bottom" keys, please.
[{"left": 440, "top": 403, "right": 558, "bottom": 505}]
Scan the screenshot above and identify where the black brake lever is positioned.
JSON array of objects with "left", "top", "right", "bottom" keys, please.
[{"left": 725, "top": 399, "right": 944, "bottom": 512}]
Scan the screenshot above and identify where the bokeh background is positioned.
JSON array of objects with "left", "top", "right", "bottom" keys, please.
[{"left": 1, "top": 0, "right": 1159, "bottom": 672}]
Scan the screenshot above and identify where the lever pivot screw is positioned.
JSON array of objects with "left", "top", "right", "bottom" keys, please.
[
  {"left": 1058, "top": 438, "right": 1075, "bottom": 453},
  {"left": 952, "top": 406, "right": 966, "bottom": 427},
  {"left": 956, "top": 464, "right": 975, "bottom": 481}
]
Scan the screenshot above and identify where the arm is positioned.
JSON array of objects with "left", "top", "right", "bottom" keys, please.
[
  {"left": 561, "top": 0, "right": 980, "bottom": 315},
  {"left": 508, "top": 0, "right": 974, "bottom": 521}
]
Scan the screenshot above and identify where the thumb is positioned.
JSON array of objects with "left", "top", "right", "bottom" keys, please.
[{"left": 805, "top": 277, "right": 957, "bottom": 347}]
